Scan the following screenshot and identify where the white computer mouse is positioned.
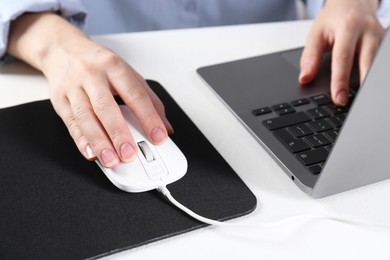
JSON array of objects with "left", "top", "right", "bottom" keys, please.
[{"left": 96, "top": 105, "right": 188, "bottom": 193}]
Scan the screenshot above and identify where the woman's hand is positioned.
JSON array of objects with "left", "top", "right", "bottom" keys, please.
[
  {"left": 300, "top": 0, "right": 384, "bottom": 106},
  {"left": 8, "top": 13, "right": 172, "bottom": 168}
]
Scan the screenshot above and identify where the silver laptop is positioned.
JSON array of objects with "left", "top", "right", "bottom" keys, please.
[{"left": 197, "top": 29, "right": 390, "bottom": 198}]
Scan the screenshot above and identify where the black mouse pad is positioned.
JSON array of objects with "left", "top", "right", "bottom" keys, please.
[{"left": 0, "top": 80, "right": 257, "bottom": 259}]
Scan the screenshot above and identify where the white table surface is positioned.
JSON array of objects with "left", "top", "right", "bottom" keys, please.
[{"left": 1, "top": 20, "right": 390, "bottom": 260}]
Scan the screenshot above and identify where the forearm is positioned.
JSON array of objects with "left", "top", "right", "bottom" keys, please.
[{"left": 7, "top": 12, "right": 89, "bottom": 71}]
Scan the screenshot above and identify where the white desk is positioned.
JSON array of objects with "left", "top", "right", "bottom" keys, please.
[{"left": 1, "top": 20, "right": 390, "bottom": 260}]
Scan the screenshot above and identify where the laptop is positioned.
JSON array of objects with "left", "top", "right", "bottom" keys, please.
[{"left": 197, "top": 29, "right": 390, "bottom": 198}]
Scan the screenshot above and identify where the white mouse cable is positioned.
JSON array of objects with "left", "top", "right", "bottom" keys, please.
[
  {"left": 157, "top": 185, "right": 232, "bottom": 226},
  {"left": 157, "top": 185, "right": 390, "bottom": 230}
]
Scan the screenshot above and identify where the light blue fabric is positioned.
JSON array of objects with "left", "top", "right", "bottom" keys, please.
[
  {"left": 80, "top": 0, "right": 297, "bottom": 35},
  {"left": 306, "top": 0, "right": 390, "bottom": 18},
  {"left": 1, "top": 0, "right": 390, "bottom": 58},
  {"left": 0, "top": 0, "right": 86, "bottom": 58}
]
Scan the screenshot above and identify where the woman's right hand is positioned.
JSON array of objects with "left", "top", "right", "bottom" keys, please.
[{"left": 8, "top": 12, "right": 173, "bottom": 168}]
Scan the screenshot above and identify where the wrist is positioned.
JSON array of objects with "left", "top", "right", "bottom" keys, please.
[
  {"left": 40, "top": 29, "right": 91, "bottom": 76},
  {"left": 37, "top": 15, "right": 91, "bottom": 74},
  {"left": 8, "top": 12, "right": 89, "bottom": 72}
]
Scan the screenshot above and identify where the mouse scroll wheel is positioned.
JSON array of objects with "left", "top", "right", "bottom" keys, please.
[{"left": 137, "top": 141, "right": 155, "bottom": 162}]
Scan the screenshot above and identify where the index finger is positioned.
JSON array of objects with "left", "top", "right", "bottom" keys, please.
[{"left": 330, "top": 30, "right": 359, "bottom": 106}]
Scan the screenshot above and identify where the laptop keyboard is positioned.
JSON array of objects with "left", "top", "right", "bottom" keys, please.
[{"left": 253, "top": 90, "right": 356, "bottom": 175}]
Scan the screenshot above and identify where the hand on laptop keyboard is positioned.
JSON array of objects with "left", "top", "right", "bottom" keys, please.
[{"left": 299, "top": 0, "right": 384, "bottom": 107}]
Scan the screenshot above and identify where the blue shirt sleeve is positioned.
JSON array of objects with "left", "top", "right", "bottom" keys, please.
[
  {"left": 0, "top": 0, "right": 86, "bottom": 59},
  {"left": 306, "top": 0, "right": 390, "bottom": 18},
  {"left": 305, "top": 0, "right": 323, "bottom": 19},
  {"left": 378, "top": 0, "right": 390, "bottom": 17},
  {"left": 80, "top": 0, "right": 298, "bottom": 35}
]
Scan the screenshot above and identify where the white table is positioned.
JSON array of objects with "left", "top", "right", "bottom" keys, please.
[{"left": 1, "top": 20, "right": 390, "bottom": 260}]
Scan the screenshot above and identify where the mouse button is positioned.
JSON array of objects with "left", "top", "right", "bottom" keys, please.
[
  {"left": 125, "top": 122, "right": 145, "bottom": 142},
  {"left": 155, "top": 138, "right": 187, "bottom": 170},
  {"left": 119, "top": 105, "right": 146, "bottom": 139}
]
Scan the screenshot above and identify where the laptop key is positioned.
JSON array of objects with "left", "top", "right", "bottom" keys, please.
[
  {"left": 307, "top": 107, "right": 330, "bottom": 119},
  {"left": 274, "top": 129, "right": 310, "bottom": 153},
  {"left": 323, "top": 104, "right": 349, "bottom": 115},
  {"left": 304, "top": 133, "right": 331, "bottom": 148},
  {"left": 310, "top": 94, "right": 332, "bottom": 106},
  {"left": 308, "top": 119, "right": 333, "bottom": 132},
  {"left": 291, "top": 98, "right": 310, "bottom": 107},
  {"left": 263, "top": 112, "right": 311, "bottom": 130},
  {"left": 252, "top": 106, "right": 272, "bottom": 116},
  {"left": 325, "top": 145, "right": 333, "bottom": 152},
  {"left": 275, "top": 107, "right": 296, "bottom": 115},
  {"left": 272, "top": 103, "right": 291, "bottom": 111},
  {"left": 288, "top": 124, "right": 314, "bottom": 138},
  {"left": 297, "top": 148, "right": 329, "bottom": 166},
  {"left": 324, "top": 129, "right": 340, "bottom": 142},
  {"left": 308, "top": 164, "right": 322, "bottom": 175},
  {"left": 327, "top": 116, "right": 344, "bottom": 128}
]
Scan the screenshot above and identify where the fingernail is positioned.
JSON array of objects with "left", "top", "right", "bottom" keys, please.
[
  {"left": 336, "top": 90, "right": 348, "bottom": 106},
  {"left": 120, "top": 142, "right": 136, "bottom": 162},
  {"left": 85, "top": 145, "right": 96, "bottom": 159},
  {"left": 101, "top": 149, "right": 119, "bottom": 168},
  {"left": 151, "top": 127, "right": 166, "bottom": 144}
]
